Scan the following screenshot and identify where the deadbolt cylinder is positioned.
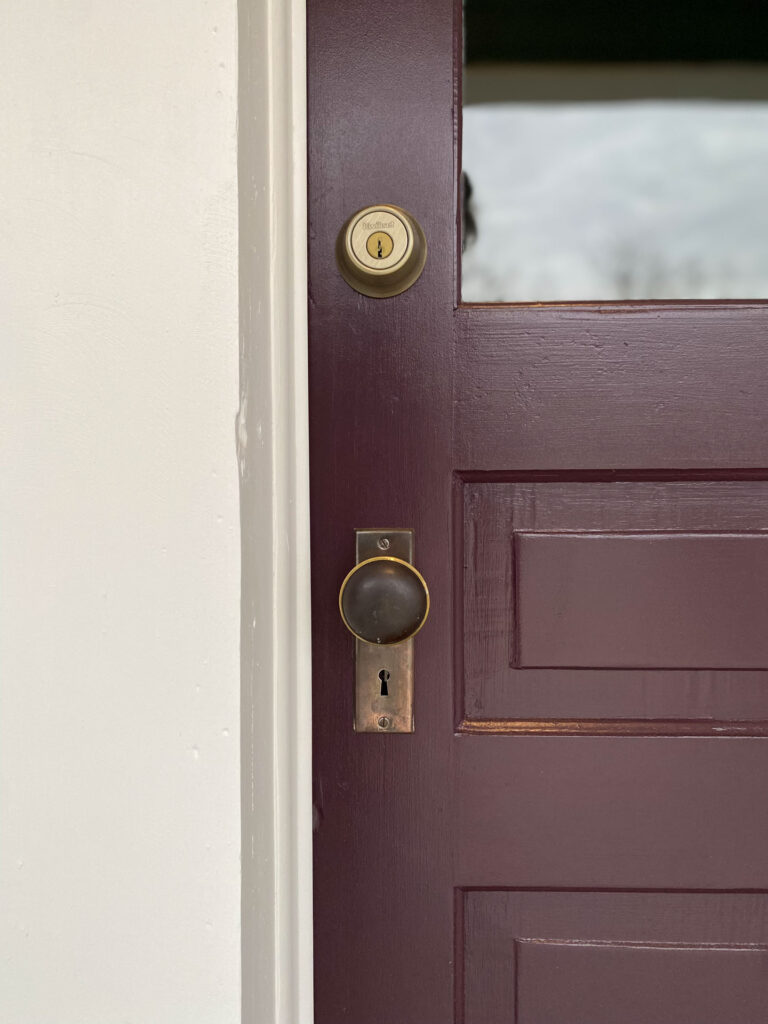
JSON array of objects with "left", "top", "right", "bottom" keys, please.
[
  {"left": 336, "top": 204, "right": 427, "bottom": 298},
  {"left": 339, "top": 556, "right": 430, "bottom": 645}
]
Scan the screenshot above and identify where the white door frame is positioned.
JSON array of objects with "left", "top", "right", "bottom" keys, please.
[{"left": 239, "top": 1, "right": 313, "bottom": 1022}]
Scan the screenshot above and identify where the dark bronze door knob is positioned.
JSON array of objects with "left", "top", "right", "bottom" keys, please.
[{"left": 339, "top": 556, "right": 430, "bottom": 645}]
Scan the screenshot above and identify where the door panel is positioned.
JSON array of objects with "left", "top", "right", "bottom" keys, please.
[
  {"left": 516, "top": 532, "right": 768, "bottom": 669},
  {"left": 308, "top": 1, "right": 768, "bottom": 1021},
  {"left": 464, "top": 892, "right": 768, "bottom": 1024},
  {"left": 460, "top": 478, "right": 768, "bottom": 727}
]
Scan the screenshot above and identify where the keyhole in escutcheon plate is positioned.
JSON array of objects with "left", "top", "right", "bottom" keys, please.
[{"left": 379, "top": 669, "right": 390, "bottom": 697}]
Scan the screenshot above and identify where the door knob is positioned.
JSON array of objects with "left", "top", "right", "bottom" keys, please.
[{"left": 339, "top": 556, "right": 430, "bottom": 645}]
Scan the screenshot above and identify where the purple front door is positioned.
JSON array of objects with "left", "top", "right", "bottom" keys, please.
[{"left": 308, "top": 2, "right": 768, "bottom": 1020}]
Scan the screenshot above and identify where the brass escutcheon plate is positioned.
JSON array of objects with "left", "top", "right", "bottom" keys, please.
[{"left": 350, "top": 529, "right": 417, "bottom": 733}]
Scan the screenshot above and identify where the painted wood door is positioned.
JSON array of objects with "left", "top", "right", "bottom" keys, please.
[{"left": 309, "top": 2, "right": 768, "bottom": 1021}]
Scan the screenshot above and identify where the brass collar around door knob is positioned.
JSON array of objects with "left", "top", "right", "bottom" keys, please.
[
  {"left": 339, "top": 555, "right": 430, "bottom": 645},
  {"left": 336, "top": 204, "right": 427, "bottom": 298}
]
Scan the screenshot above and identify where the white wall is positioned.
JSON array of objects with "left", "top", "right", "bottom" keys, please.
[{"left": 0, "top": 3, "right": 241, "bottom": 1021}]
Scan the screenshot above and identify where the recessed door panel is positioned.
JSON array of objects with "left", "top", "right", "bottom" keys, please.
[
  {"left": 463, "top": 891, "right": 768, "bottom": 1024},
  {"left": 459, "top": 478, "right": 768, "bottom": 730}
]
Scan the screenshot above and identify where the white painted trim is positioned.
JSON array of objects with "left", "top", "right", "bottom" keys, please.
[{"left": 238, "top": 1, "right": 312, "bottom": 1022}]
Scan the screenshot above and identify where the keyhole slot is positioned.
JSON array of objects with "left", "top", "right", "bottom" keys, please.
[
  {"left": 377, "top": 239, "right": 383, "bottom": 258},
  {"left": 379, "top": 669, "right": 390, "bottom": 697}
]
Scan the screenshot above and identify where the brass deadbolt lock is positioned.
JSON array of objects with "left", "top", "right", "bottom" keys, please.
[
  {"left": 339, "top": 556, "right": 430, "bottom": 645},
  {"left": 336, "top": 204, "right": 427, "bottom": 298}
]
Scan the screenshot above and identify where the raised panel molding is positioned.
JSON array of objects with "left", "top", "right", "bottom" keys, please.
[
  {"left": 516, "top": 938, "right": 768, "bottom": 1024},
  {"left": 516, "top": 532, "right": 768, "bottom": 670}
]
